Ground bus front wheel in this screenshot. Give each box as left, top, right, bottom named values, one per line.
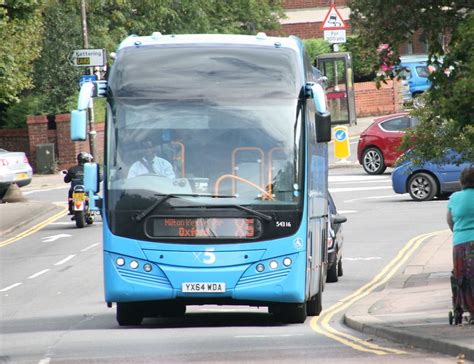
left=117, top=302, right=143, bottom=326
left=279, top=302, right=307, bottom=323
left=306, top=293, right=322, bottom=316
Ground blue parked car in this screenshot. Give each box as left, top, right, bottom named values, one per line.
left=398, top=55, right=434, bottom=103
left=392, top=152, right=472, bottom=201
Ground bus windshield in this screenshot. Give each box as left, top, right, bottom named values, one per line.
left=107, top=99, right=303, bottom=205
left=106, top=45, right=305, bottom=220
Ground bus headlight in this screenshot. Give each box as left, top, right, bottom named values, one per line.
left=143, top=263, right=152, bottom=272
left=256, top=264, right=265, bottom=272
left=269, top=260, right=278, bottom=269
left=130, top=260, right=139, bottom=269
left=283, top=257, right=292, bottom=267
left=116, top=257, right=125, bottom=266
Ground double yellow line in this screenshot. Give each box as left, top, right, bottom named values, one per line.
left=0, top=205, right=68, bottom=248
left=311, top=230, right=446, bottom=355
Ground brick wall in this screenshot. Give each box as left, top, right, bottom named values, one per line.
left=0, top=129, right=30, bottom=160
left=54, top=114, right=105, bottom=170
left=355, top=80, right=403, bottom=117
left=26, top=115, right=50, bottom=171
left=24, top=114, right=104, bottom=172
left=271, top=23, right=324, bottom=38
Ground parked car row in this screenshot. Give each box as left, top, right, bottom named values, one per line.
left=356, top=113, right=471, bottom=201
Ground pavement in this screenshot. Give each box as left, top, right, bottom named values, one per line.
left=1, top=115, right=473, bottom=361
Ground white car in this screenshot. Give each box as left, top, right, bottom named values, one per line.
left=0, top=148, right=33, bottom=198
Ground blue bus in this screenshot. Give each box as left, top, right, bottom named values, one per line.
left=71, top=33, right=332, bottom=325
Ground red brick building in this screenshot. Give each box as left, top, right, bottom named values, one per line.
left=277, top=0, right=428, bottom=55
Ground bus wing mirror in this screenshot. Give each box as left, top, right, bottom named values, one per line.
left=306, top=82, right=332, bottom=143
left=84, top=162, right=100, bottom=194
left=70, top=110, right=87, bottom=141
left=315, top=112, right=331, bottom=143
left=70, top=81, right=95, bottom=141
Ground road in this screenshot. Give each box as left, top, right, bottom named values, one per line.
left=0, top=167, right=455, bottom=363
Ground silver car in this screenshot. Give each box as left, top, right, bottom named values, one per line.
left=0, top=148, right=33, bottom=197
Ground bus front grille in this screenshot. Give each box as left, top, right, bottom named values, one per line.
left=236, top=269, right=290, bottom=288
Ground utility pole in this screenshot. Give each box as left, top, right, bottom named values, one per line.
left=80, top=0, right=97, bottom=160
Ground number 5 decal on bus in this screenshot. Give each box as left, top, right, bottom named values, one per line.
left=203, top=248, right=216, bottom=264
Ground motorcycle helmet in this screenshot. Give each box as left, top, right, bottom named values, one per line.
left=77, top=152, right=93, bottom=164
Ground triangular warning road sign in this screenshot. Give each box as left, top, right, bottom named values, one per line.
left=320, top=4, right=347, bottom=30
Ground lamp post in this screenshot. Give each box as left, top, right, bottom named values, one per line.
left=80, top=0, right=97, bottom=160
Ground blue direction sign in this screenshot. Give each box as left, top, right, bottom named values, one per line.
left=335, top=129, right=347, bottom=141
left=79, top=74, right=97, bottom=87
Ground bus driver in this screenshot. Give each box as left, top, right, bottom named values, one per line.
left=127, top=138, right=176, bottom=179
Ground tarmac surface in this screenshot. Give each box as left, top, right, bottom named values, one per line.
left=1, top=115, right=473, bottom=361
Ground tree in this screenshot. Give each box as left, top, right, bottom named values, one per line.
left=2, top=0, right=284, bottom=127
left=32, top=0, right=83, bottom=116
left=0, top=1, right=43, bottom=120
left=350, top=0, right=474, bottom=163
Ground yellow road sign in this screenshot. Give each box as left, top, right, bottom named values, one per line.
left=333, top=126, right=350, bottom=159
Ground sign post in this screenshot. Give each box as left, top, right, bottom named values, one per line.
left=70, top=49, right=106, bottom=67
left=69, top=48, right=106, bottom=162
left=320, top=4, right=347, bottom=44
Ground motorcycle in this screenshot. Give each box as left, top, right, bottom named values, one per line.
left=71, top=184, right=95, bottom=228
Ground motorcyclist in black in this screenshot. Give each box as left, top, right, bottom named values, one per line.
left=64, top=152, right=93, bottom=215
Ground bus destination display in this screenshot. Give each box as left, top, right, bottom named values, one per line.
left=151, top=217, right=258, bottom=238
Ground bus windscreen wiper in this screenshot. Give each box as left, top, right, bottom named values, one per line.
left=203, top=204, right=273, bottom=222
left=132, top=193, right=235, bottom=222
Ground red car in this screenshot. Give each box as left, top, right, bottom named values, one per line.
left=357, top=113, right=419, bottom=175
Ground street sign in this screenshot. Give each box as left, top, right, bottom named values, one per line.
left=79, top=74, right=97, bottom=87
left=320, top=4, right=347, bottom=30
left=324, top=29, right=346, bottom=44
left=71, top=48, right=106, bottom=67
left=333, top=126, right=350, bottom=159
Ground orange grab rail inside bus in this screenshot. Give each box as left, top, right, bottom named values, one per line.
left=214, top=174, right=274, bottom=200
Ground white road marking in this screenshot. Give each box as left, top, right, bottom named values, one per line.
left=329, top=186, right=392, bottom=193
left=38, top=357, right=51, bottom=364
left=81, top=243, right=99, bottom=252
left=331, top=179, right=391, bottom=185
left=338, top=210, right=357, bottom=214
left=0, top=282, right=22, bottom=292
left=41, top=234, right=72, bottom=242
left=235, top=334, right=305, bottom=338
left=329, top=175, right=389, bottom=182
left=344, top=194, right=396, bottom=203
left=343, top=257, right=382, bottom=261
left=54, top=254, right=76, bottom=266
left=23, top=186, right=67, bottom=195
left=28, top=269, right=50, bottom=279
